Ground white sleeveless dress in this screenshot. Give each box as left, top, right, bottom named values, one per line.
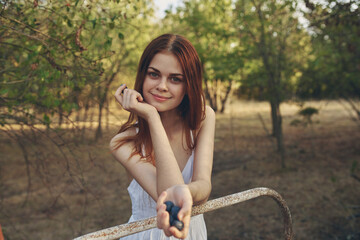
left=120, top=150, right=207, bottom=240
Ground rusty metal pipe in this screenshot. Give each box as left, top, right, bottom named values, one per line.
left=74, top=187, right=293, bottom=240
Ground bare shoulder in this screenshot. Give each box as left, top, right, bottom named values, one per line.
left=109, top=127, right=136, bottom=148
left=197, top=105, right=215, bottom=135
left=109, top=127, right=137, bottom=163
left=201, top=105, right=215, bottom=127
left=205, top=105, right=215, bottom=120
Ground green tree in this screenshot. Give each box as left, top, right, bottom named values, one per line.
left=234, top=0, right=311, bottom=167
left=0, top=1, right=156, bottom=238
left=162, top=0, right=241, bottom=113
left=0, top=0, right=155, bottom=139
left=92, top=0, right=155, bottom=140
left=1, top=0, right=101, bottom=128
left=299, top=0, right=360, bottom=120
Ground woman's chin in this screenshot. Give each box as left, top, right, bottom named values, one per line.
left=155, top=106, right=179, bottom=114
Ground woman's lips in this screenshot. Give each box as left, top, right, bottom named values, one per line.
left=152, top=93, right=170, bottom=101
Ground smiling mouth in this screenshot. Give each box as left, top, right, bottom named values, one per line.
left=152, top=93, right=170, bottom=101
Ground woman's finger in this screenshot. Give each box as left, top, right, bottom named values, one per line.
left=129, top=90, right=141, bottom=106
left=157, top=191, right=167, bottom=211
left=156, top=205, right=167, bottom=228
left=123, top=88, right=130, bottom=107
left=121, top=86, right=128, bottom=94
left=157, top=191, right=175, bottom=236
left=114, top=84, right=127, bottom=104
left=178, top=199, right=192, bottom=221
left=115, top=84, right=127, bottom=95
left=169, top=210, right=190, bottom=239
left=156, top=192, right=168, bottom=229
left=157, top=206, right=172, bottom=236
left=169, top=225, right=188, bottom=239
left=136, top=92, right=144, bottom=102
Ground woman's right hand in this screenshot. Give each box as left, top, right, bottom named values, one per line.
left=115, top=84, right=158, bottom=120
left=156, top=185, right=193, bottom=239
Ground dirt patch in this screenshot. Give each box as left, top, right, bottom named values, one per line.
left=1, top=100, right=359, bottom=239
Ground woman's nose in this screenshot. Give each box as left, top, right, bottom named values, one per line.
left=156, top=77, right=168, bottom=91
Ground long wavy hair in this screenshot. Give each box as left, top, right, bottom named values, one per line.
left=113, top=34, right=205, bottom=165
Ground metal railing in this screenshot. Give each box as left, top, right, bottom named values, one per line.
left=74, top=187, right=293, bottom=240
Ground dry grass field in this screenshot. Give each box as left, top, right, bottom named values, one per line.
left=0, top=100, right=359, bottom=240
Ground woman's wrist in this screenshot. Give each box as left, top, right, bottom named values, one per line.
left=144, top=108, right=160, bottom=122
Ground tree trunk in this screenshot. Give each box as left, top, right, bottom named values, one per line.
left=270, top=100, right=285, bottom=168
left=95, top=101, right=103, bottom=141
left=204, top=78, right=217, bottom=112
left=95, top=71, right=117, bottom=141
left=106, top=100, right=109, bottom=131
left=58, top=109, right=63, bottom=127
left=220, top=81, right=233, bottom=113
left=204, top=78, right=234, bottom=113
left=343, top=97, right=360, bottom=120
left=81, top=101, right=90, bottom=141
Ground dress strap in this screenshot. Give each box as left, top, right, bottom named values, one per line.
left=135, top=127, right=146, bottom=156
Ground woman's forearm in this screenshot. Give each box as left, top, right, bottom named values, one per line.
left=187, top=179, right=212, bottom=205
left=146, top=112, right=185, bottom=196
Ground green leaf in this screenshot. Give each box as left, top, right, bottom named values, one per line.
left=43, top=114, right=51, bottom=125
left=41, top=70, right=49, bottom=79
left=104, top=37, right=113, bottom=50
left=67, top=19, right=73, bottom=27
left=0, top=88, right=9, bottom=95
left=91, top=19, right=97, bottom=29
left=54, top=99, right=61, bottom=107
left=118, top=32, right=124, bottom=39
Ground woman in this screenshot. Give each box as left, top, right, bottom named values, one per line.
left=110, top=34, right=215, bottom=239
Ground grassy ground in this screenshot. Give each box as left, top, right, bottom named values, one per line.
left=0, top=100, right=359, bottom=239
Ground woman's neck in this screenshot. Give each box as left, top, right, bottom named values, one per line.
left=159, top=109, right=183, bottom=131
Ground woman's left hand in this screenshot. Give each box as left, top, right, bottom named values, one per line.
left=114, top=84, right=158, bottom=121
left=156, top=185, right=193, bottom=239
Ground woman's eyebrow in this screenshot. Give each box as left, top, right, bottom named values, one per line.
left=148, top=67, right=160, bottom=73
left=169, top=73, right=184, bottom=77
left=148, top=67, right=183, bottom=76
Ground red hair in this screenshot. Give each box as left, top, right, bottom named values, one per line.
left=113, top=34, right=205, bottom=165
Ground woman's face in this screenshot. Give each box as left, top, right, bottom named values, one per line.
left=142, top=51, right=186, bottom=113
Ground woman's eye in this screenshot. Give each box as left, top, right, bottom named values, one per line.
left=170, top=77, right=183, bottom=83
left=148, top=72, right=159, bottom=78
